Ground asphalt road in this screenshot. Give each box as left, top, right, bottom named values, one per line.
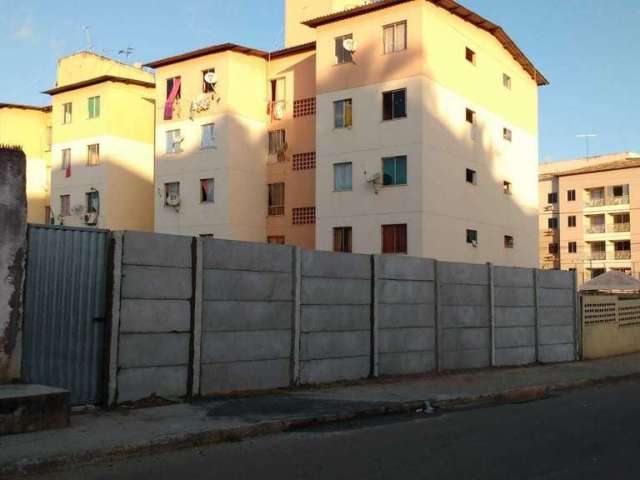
left=24, top=379, right=640, bottom=480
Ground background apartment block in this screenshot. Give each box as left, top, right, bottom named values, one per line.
left=0, top=104, right=51, bottom=223
left=44, top=52, right=155, bottom=231
left=303, top=0, right=546, bottom=265
left=539, top=152, right=640, bottom=283
left=148, top=43, right=317, bottom=248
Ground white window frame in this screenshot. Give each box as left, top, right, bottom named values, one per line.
left=63, top=102, right=72, bottom=124
left=333, top=162, right=353, bottom=192
left=201, top=123, right=216, bottom=150
left=334, top=99, right=353, bottom=129
left=88, top=96, right=100, bottom=119
left=200, top=178, right=215, bottom=203
left=383, top=21, right=407, bottom=54
left=87, top=144, right=100, bottom=166
left=166, top=129, right=183, bottom=154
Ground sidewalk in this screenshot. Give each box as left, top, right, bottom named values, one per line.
left=3, top=353, right=640, bottom=477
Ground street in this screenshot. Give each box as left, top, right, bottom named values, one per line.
left=20, top=379, right=640, bottom=480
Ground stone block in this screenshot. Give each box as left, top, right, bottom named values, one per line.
left=0, top=385, right=69, bottom=435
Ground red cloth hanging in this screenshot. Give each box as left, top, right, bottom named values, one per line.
left=164, top=78, right=182, bottom=120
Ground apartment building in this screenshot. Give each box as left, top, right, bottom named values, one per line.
left=302, top=0, right=546, bottom=264
left=0, top=103, right=52, bottom=223
left=147, top=43, right=317, bottom=248
left=539, top=152, right=640, bottom=282
left=43, top=51, right=155, bottom=231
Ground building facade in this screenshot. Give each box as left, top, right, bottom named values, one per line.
left=0, top=104, right=52, bottom=223
left=44, top=52, right=155, bottom=231
left=539, top=153, right=640, bottom=283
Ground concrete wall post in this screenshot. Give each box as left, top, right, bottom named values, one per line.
left=107, top=232, right=123, bottom=406
left=488, top=262, right=495, bottom=367
left=371, top=255, right=380, bottom=378
left=533, top=268, right=541, bottom=363
left=189, top=236, right=203, bottom=397
left=291, top=246, right=302, bottom=385
left=573, top=270, right=581, bottom=360
left=434, top=260, right=442, bottom=372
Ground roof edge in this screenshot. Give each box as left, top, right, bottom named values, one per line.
left=42, top=75, right=155, bottom=95
left=0, top=103, right=52, bottom=112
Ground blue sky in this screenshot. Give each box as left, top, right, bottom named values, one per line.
left=1, top=0, right=638, bottom=162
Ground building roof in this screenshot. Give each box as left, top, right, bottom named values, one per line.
left=301, top=0, right=548, bottom=86
left=0, top=103, right=51, bottom=112
left=42, top=75, right=155, bottom=95
left=539, top=157, right=640, bottom=180
left=579, top=271, right=640, bottom=292
left=144, top=42, right=317, bottom=68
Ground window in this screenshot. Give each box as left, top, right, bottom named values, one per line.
left=504, top=235, right=514, bottom=249
left=166, top=129, right=182, bottom=154
left=88, top=96, right=100, bottom=118
left=613, top=185, right=624, bottom=197
left=568, top=215, right=576, bottom=227
left=201, top=123, right=216, bottom=149
left=466, top=229, right=478, bottom=245
left=268, top=130, right=286, bottom=155
left=502, top=73, right=512, bottom=89
left=333, top=227, right=353, bottom=253
left=61, top=148, right=71, bottom=170
left=86, top=191, right=99, bottom=213
left=202, top=68, right=216, bottom=93
left=504, top=181, right=512, bottom=195
left=382, top=156, right=407, bottom=186
left=200, top=178, right=214, bottom=203
left=465, top=47, right=476, bottom=64
left=382, top=224, right=407, bottom=254
left=267, top=236, right=285, bottom=245
left=382, top=89, right=407, bottom=121
left=164, top=182, right=180, bottom=206
left=383, top=21, right=407, bottom=54
left=548, top=218, right=558, bottom=229
left=335, top=34, right=353, bottom=64
left=334, top=99, right=353, bottom=128
left=270, top=77, right=286, bottom=103
left=569, top=242, right=577, bottom=254
left=268, top=183, right=285, bottom=216
left=45, top=126, right=52, bottom=151
left=549, top=243, right=559, bottom=255
left=465, top=108, right=475, bottom=124
left=334, top=162, right=352, bottom=191
left=87, top=144, right=100, bottom=166
left=60, top=195, right=70, bottom=217
left=503, top=127, right=513, bottom=142
left=567, top=189, right=576, bottom=201
left=548, top=192, right=558, bottom=204
left=63, top=102, right=72, bottom=124
left=166, top=76, right=181, bottom=100
left=466, top=168, right=476, bottom=184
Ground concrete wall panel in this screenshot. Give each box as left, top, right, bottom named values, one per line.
left=441, top=349, right=489, bottom=370
left=495, top=347, right=536, bottom=366
left=494, top=307, right=535, bottom=327
left=377, top=255, right=434, bottom=281
left=539, top=288, right=574, bottom=307
left=301, top=305, right=370, bottom=332
left=123, top=232, right=192, bottom=268
left=301, top=277, right=371, bottom=305
left=202, top=301, right=292, bottom=332
left=379, top=279, right=434, bottom=304
left=379, top=351, right=435, bottom=376
left=442, top=328, right=490, bottom=351
left=439, top=262, right=488, bottom=285
left=494, top=267, right=533, bottom=288
left=200, top=359, right=290, bottom=394
left=203, top=270, right=292, bottom=301
left=379, top=328, right=434, bottom=353
left=300, top=357, right=370, bottom=384
left=378, top=304, right=435, bottom=328
left=440, top=284, right=489, bottom=306
left=201, top=331, right=291, bottom=363
left=120, top=299, right=191, bottom=333
left=121, top=265, right=192, bottom=300
left=118, top=333, right=190, bottom=368
left=495, top=327, right=535, bottom=348
left=302, top=250, right=371, bottom=279
left=301, top=331, right=370, bottom=360
left=117, top=366, right=188, bottom=403
left=203, top=239, right=292, bottom=272
left=440, top=306, right=490, bottom=328
left=495, top=287, right=535, bottom=307
left=539, top=344, right=575, bottom=363
left=538, top=270, right=574, bottom=289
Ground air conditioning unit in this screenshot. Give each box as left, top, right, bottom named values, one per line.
left=83, top=212, right=98, bottom=225
left=166, top=192, right=181, bottom=207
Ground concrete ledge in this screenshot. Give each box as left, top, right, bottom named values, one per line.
left=0, top=385, right=69, bottom=435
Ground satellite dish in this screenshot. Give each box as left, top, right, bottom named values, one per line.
left=204, top=72, right=218, bottom=85
left=166, top=192, right=181, bottom=207
left=273, top=102, right=286, bottom=120
left=343, top=38, right=357, bottom=53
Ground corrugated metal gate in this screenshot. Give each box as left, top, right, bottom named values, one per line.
left=22, top=225, right=110, bottom=405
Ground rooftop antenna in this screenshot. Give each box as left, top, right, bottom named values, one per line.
left=576, top=133, right=597, bottom=160
left=82, top=25, right=93, bottom=51
left=118, top=46, right=134, bottom=60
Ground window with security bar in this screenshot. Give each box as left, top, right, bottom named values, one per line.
left=268, top=183, right=285, bottom=216
left=87, top=144, right=100, bottom=166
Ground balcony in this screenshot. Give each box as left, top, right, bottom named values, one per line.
left=586, top=225, right=605, bottom=234
left=609, top=223, right=631, bottom=233
left=585, top=195, right=630, bottom=208
left=615, top=250, right=632, bottom=260
left=590, top=251, right=606, bottom=260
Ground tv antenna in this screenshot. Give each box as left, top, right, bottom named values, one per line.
left=82, top=25, right=93, bottom=51
left=576, top=133, right=597, bottom=160
left=118, top=46, right=134, bottom=60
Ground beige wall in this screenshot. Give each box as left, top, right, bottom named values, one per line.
left=56, top=51, right=152, bottom=87
left=314, top=1, right=540, bottom=266
left=285, top=0, right=360, bottom=47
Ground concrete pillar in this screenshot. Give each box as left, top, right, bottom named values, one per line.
left=190, top=237, right=204, bottom=397
left=370, top=255, right=380, bottom=378
left=434, top=260, right=442, bottom=372
left=107, top=232, right=123, bottom=406
left=488, top=263, right=495, bottom=367
left=0, top=147, right=27, bottom=382
left=291, top=246, right=302, bottom=385
left=533, top=268, right=541, bottom=363
left=573, top=270, right=581, bottom=360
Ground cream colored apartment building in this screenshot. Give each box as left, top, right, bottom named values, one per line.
left=44, top=52, right=155, bottom=231
left=539, top=152, right=640, bottom=283
left=147, top=0, right=546, bottom=267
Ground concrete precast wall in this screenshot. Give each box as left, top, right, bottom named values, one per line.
left=200, top=239, right=295, bottom=394
left=299, top=250, right=372, bottom=384
left=0, top=148, right=27, bottom=382
left=107, top=233, right=578, bottom=404
left=115, top=232, right=192, bottom=403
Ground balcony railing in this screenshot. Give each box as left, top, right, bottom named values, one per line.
left=586, top=225, right=605, bottom=234
left=590, top=251, right=607, bottom=260
left=615, top=251, right=632, bottom=260
left=610, top=223, right=631, bottom=233
left=585, top=196, right=630, bottom=207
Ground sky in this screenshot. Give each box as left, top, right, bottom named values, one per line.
left=0, top=0, right=638, bottom=163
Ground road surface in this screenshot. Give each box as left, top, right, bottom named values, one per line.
left=22, top=379, right=640, bottom=479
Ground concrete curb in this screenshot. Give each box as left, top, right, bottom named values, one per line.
left=4, top=372, right=640, bottom=478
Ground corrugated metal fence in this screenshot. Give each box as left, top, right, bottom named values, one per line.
left=22, top=225, right=110, bottom=405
